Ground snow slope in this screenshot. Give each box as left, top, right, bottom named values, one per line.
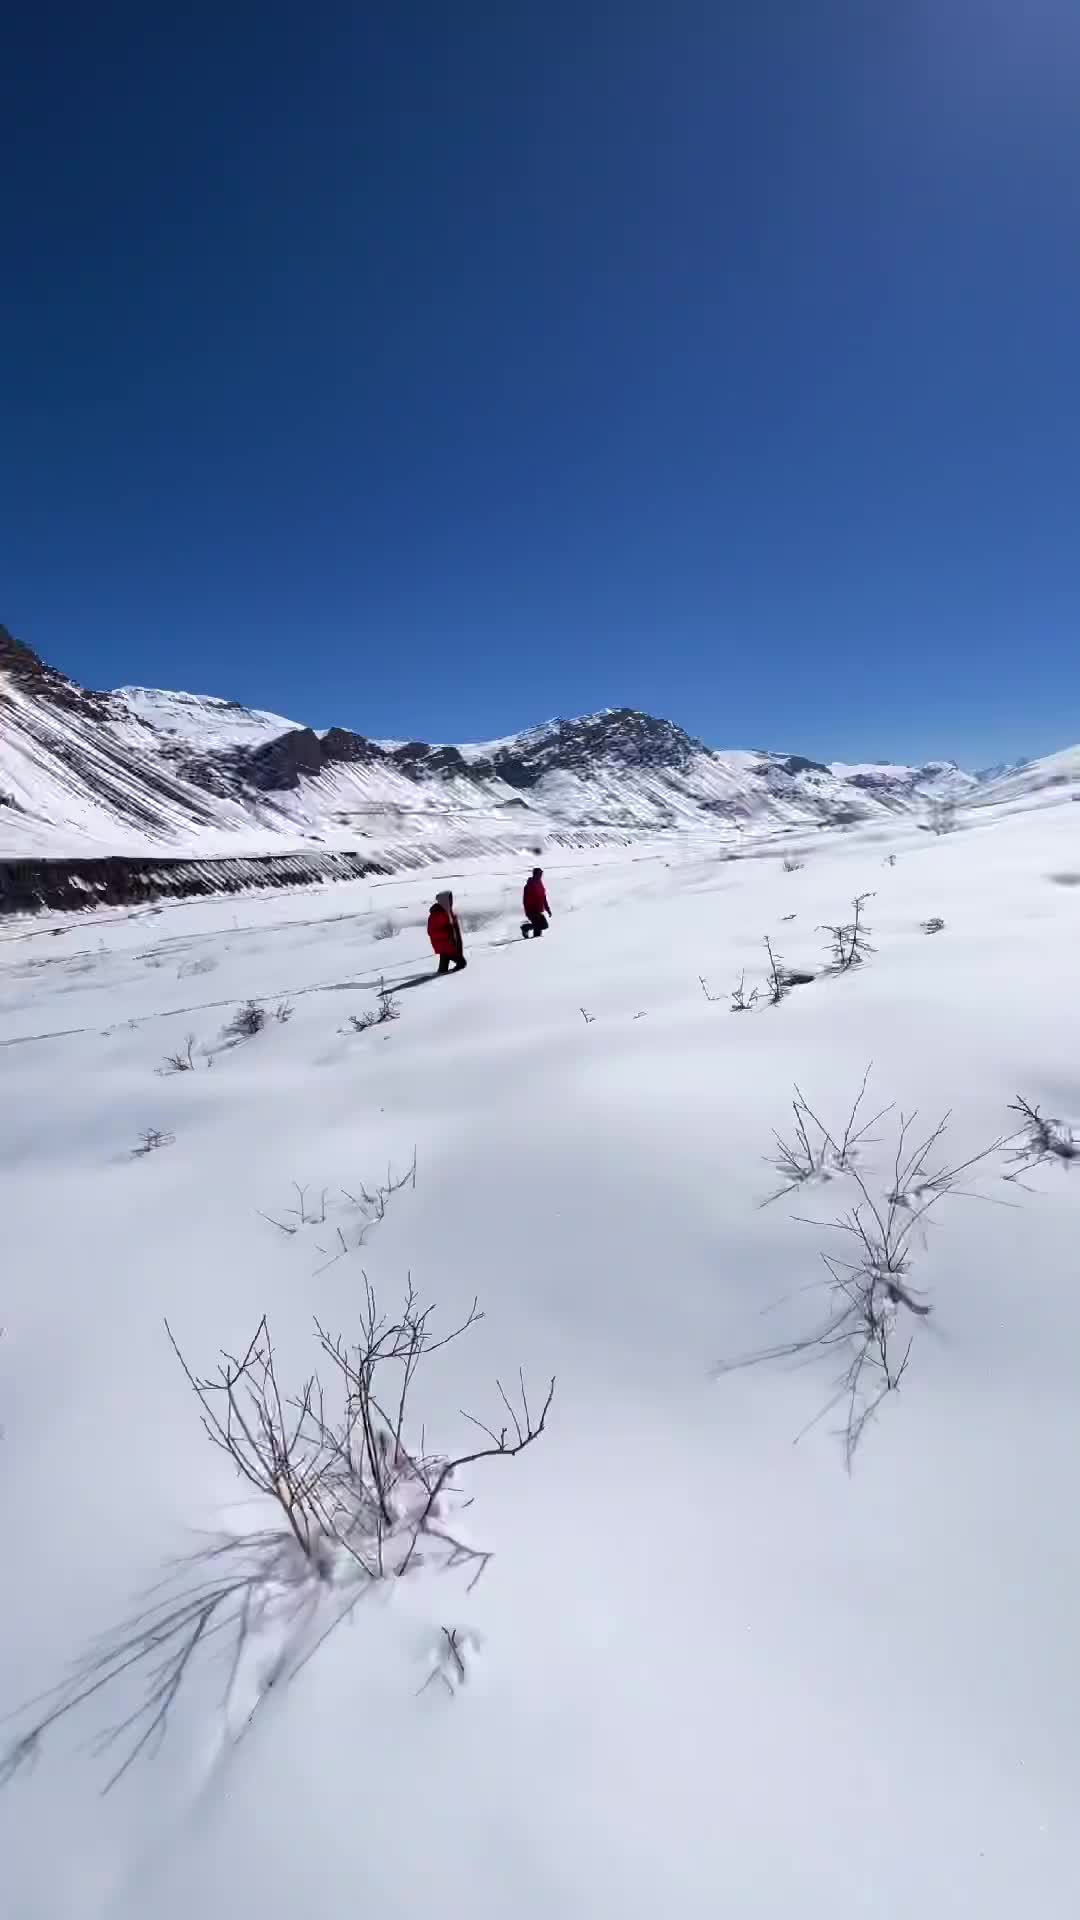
left=115, top=687, right=304, bottom=751
left=1, top=803, right=1078, bottom=1916
left=9, top=625, right=1077, bottom=874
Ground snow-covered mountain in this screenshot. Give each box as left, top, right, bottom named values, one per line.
left=1, top=623, right=1076, bottom=870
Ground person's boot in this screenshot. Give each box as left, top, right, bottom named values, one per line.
left=521, top=922, right=531, bottom=939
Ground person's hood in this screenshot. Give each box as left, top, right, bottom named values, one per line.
left=435, top=891, right=453, bottom=911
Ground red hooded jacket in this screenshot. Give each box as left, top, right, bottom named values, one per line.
left=427, top=901, right=462, bottom=958
left=523, top=874, right=549, bottom=917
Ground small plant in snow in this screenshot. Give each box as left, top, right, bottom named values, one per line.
left=782, top=855, right=805, bottom=873
left=721, top=1075, right=1011, bottom=1467
left=699, top=975, right=722, bottom=1003
left=131, top=1127, right=175, bottom=1158
left=730, top=973, right=759, bottom=1013
left=883, top=853, right=898, bottom=867
left=344, top=983, right=399, bottom=1035
left=580, top=1007, right=596, bottom=1025
left=259, top=1183, right=330, bottom=1235
left=760, top=1068, right=890, bottom=1207
left=763, top=936, right=787, bottom=1005
left=1006, top=1096, right=1079, bottom=1178
left=273, top=1000, right=294, bottom=1024
left=0, top=1290, right=553, bottom=1789
left=920, top=917, right=946, bottom=935
left=223, top=1000, right=266, bottom=1041
left=376, top=983, right=399, bottom=1024
left=158, top=1035, right=197, bottom=1074
left=372, top=917, right=398, bottom=942
left=819, top=893, right=875, bottom=972
left=316, top=1151, right=419, bottom=1270
left=419, top=1624, right=483, bottom=1698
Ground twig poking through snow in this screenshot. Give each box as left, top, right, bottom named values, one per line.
left=722, top=1073, right=1012, bottom=1466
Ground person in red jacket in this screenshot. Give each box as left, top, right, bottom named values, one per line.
left=427, top=890, right=467, bottom=973
left=521, top=867, right=551, bottom=939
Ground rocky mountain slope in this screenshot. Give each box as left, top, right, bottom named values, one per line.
left=1, top=624, right=1075, bottom=873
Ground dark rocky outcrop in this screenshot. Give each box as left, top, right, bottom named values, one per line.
left=0, top=849, right=388, bottom=916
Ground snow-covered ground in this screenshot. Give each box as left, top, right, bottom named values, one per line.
left=2, top=804, right=1079, bottom=1917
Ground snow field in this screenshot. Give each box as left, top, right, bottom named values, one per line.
left=1, top=805, right=1079, bottom=1916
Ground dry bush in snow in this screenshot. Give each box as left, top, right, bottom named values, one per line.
left=158, top=1035, right=197, bottom=1075
left=131, top=1127, right=175, bottom=1158
left=259, top=1183, right=330, bottom=1235
left=316, top=1151, right=418, bottom=1271
left=762, top=936, right=788, bottom=1005
left=1006, top=1096, right=1079, bottom=1179
left=1, top=1287, right=553, bottom=1790
left=730, top=973, right=759, bottom=1013
left=719, top=1072, right=1012, bottom=1467
left=223, top=1000, right=266, bottom=1041
left=782, top=855, right=805, bottom=873
left=345, top=982, right=400, bottom=1035
left=819, top=892, right=875, bottom=972
left=372, top=917, right=398, bottom=941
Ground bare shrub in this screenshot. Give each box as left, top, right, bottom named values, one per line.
left=372, top=918, right=398, bottom=942
left=730, top=973, right=759, bottom=1014
left=1006, top=1096, right=1079, bottom=1178
left=259, top=1184, right=330, bottom=1236
left=344, top=983, right=399, bottom=1036
left=760, top=1068, right=890, bottom=1208
left=720, top=1075, right=1010, bottom=1466
left=131, top=1127, right=175, bottom=1158
left=317, top=1152, right=418, bottom=1270
left=883, top=853, right=898, bottom=868
left=223, top=1000, right=265, bottom=1041
left=699, top=975, right=722, bottom=1004
left=580, top=1007, right=596, bottom=1025
left=273, top=1000, right=294, bottom=1024
left=763, top=936, right=787, bottom=1006
left=158, top=1035, right=197, bottom=1075
left=782, top=855, right=805, bottom=874
left=1, top=1294, right=553, bottom=1789
left=819, top=893, right=875, bottom=972
left=921, top=918, right=946, bottom=936
left=419, top=1624, right=482, bottom=1697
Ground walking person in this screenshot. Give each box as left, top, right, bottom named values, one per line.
left=521, top=867, right=551, bottom=939
left=427, top=890, right=467, bottom=974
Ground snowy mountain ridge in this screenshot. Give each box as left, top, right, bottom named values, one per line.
left=2, top=623, right=1078, bottom=867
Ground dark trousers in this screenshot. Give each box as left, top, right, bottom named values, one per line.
left=522, top=913, right=548, bottom=938
left=437, top=953, right=467, bottom=974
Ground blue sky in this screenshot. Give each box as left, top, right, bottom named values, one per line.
left=3, top=3, right=1079, bottom=765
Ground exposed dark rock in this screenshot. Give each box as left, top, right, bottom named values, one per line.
left=0, top=623, right=114, bottom=720
left=245, top=728, right=326, bottom=790
left=321, top=727, right=381, bottom=766
left=0, top=849, right=388, bottom=916
left=390, top=741, right=473, bottom=778
left=781, top=754, right=829, bottom=776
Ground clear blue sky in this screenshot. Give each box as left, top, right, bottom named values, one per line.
left=3, top=3, right=1079, bottom=765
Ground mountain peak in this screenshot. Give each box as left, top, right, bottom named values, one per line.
left=4, top=625, right=1078, bottom=872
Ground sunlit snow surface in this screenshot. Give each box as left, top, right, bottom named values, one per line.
left=1, top=803, right=1079, bottom=1916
